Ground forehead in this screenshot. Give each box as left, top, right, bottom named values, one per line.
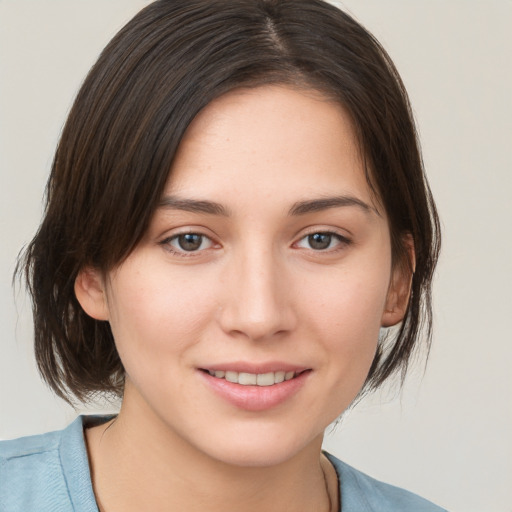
left=165, top=85, right=375, bottom=212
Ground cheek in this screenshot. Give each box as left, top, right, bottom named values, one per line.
left=106, top=265, right=219, bottom=371
left=297, top=252, right=392, bottom=392
left=282, top=263, right=391, bottom=424
left=304, top=266, right=390, bottom=341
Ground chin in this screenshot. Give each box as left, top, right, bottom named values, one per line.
left=192, top=421, right=324, bottom=468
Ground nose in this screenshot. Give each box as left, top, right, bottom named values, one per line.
left=218, top=247, right=297, bottom=342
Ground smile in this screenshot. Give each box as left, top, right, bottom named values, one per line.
left=200, top=367, right=311, bottom=411
left=205, top=370, right=298, bottom=386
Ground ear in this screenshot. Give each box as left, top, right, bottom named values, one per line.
left=74, top=267, right=110, bottom=321
left=381, top=235, right=415, bottom=327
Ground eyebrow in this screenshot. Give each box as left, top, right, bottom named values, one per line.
left=157, top=194, right=376, bottom=217
left=288, top=195, right=376, bottom=216
left=158, top=196, right=230, bottom=216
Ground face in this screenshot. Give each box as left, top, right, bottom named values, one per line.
left=78, top=85, right=409, bottom=467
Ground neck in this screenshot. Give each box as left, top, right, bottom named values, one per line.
left=85, top=389, right=337, bottom=512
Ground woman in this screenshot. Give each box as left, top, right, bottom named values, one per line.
left=1, top=0, right=443, bottom=510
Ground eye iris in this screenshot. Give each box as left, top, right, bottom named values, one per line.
left=178, top=234, right=202, bottom=251
left=308, top=233, right=331, bottom=250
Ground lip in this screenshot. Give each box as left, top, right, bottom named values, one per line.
left=198, top=363, right=311, bottom=412
left=201, top=361, right=308, bottom=374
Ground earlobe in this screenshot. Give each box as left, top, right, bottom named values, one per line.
left=381, top=235, right=415, bottom=328
left=381, top=283, right=409, bottom=327
left=74, top=267, right=110, bottom=321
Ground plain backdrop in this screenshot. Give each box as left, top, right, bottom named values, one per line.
left=1, top=2, right=511, bottom=511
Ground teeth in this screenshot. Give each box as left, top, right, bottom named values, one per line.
left=207, top=370, right=298, bottom=386
left=225, top=371, right=238, bottom=383
left=256, top=372, right=274, bottom=386
left=285, top=371, right=295, bottom=381
left=275, top=371, right=285, bottom=383
left=239, top=372, right=257, bottom=385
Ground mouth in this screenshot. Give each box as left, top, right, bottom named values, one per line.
left=199, top=366, right=311, bottom=411
left=200, top=369, right=308, bottom=387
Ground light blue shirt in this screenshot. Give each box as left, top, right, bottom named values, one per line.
left=0, top=416, right=447, bottom=511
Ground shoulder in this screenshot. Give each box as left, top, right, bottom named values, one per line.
left=324, top=452, right=448, bottom=512
left=0, top=425, right=71, bottom=511
left=0, top=416, right=105, bottom=512
left=0, top=427, right=61, bottom=459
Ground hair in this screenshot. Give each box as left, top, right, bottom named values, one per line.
left=18, top=0, right=440, bottom=404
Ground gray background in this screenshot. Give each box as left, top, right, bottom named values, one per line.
left=1, top=1, right=511, bottom=511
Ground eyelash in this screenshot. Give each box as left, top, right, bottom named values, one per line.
left=160, top=232, right=217, bottom=258
left=159, top=229, right=351, bottom=258
left=294, top=231, right=352, bottom=252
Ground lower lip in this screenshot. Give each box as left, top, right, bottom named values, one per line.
left=200, top=370, right=311, bottom=412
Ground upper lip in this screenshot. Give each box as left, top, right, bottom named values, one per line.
left=199, top=362, right=310, bottom=374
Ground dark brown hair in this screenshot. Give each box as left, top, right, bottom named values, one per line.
left=19, top=0, right=440, bottom=403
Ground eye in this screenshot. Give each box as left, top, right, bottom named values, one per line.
left=165, top=233, right=214, bottom=253
left=295, top=232, right=348, bottom=251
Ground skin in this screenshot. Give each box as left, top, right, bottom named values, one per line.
left=76, top=85, right=411, bottom=512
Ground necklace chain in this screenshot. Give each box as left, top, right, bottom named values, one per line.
left=321, top=455, right=337, bottom=512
